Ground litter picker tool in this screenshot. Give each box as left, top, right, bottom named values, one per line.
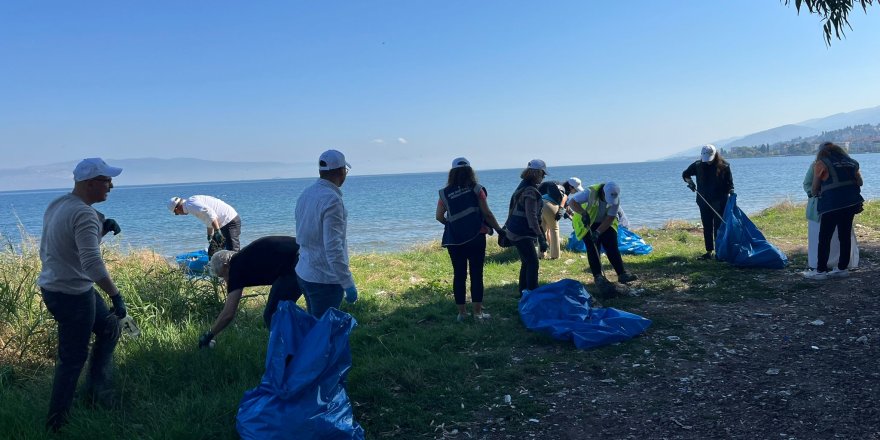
left=695, top=190, right=726, bottom=224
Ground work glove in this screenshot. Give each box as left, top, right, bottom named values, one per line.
left=686, top=180, right=696, bottom=192
left=555, top=211, right=563, bottom=221
left=198, top=330, right=215, bottom=349
left=211, top=230, right=224, bottom=243
left=538, top=236, right=549, bottom=253
left=589, top=229, right=602, bottom=243
left=344, top=286, right=358, bottom=304
left=486, top=227, right=494, bottom=236
left=110, top=294, right=127, bottom=319
left=102, top=218, right=121, bottom=236
left=563, top=211, right=571, bottom=220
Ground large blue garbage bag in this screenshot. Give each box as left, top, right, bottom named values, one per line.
left=565, top=226, right=653, bottom=255
left=236, top=302, right=364, bottom=440
left=175, top=249, right=209, bottom=273
left=519, top=279, right=652, bottom=350
left=715, top=194, right=788, bottom=269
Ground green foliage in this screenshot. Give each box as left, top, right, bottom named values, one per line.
left=784, top=0, right=875, bottom=45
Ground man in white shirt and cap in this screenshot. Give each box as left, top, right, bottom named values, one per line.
left=39, top=158, right=129, bottom=432
left=167, top=195, right=241, bottom=255
left=294, top=149, right=358, bottom=317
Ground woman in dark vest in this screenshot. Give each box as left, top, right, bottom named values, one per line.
left=808, top=142, right=864, bottom=280
left=436, top=157, right=504, bottom=321
left=682, top=144, right=734, bottom=259
left=503, top=159, right=549, bottom=294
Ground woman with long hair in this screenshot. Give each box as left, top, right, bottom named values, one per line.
left=806, top=142, right=864, bottom=279
left=436, top=157, right=504, bottom=321
left=802, top=160, right=858, bottom=277
left=682, top=144, right=734, bottom=259
left=502, top=159, right=548, bottom=294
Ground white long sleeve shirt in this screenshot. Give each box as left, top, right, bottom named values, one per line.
left=294, top=179, right=355, bottom=289
left=38, top=193, right=110, bottom=294
left=182, top=195, right=238, bottom=228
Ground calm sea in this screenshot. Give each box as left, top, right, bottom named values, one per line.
left=1, top=155, right=877, bottom=256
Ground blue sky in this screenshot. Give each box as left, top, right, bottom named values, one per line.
left=2, top=1, right=879, bottom=175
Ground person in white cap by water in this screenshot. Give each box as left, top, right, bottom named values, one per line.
left=167, top=195, right=241, bottom=256
left=503, top=159, right=549, bottom=294
left=294, top=149, right=358, bottom=317
left=567, top=181, right=638, bottom=296
left=682, top=144, right=734, bottom=260
left=38, top=158, right=129, bottom=432
left=436, top=157, right=505, bottom=322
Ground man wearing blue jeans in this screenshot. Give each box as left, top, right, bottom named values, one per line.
left=38, top=158, right=129, bottom=432
left=294, top=149, right=358, bottom=317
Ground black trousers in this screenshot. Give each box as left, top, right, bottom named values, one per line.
left=514, top=237, right=539, bottom=293
left=263, top=271, right=302, bottom=327
left=582, top=224, right=625, bottom=277
left=221, top=216, right=242, bottom=251
left=817, top=205, right=859, bottom=272
left=41, top=288, right=120, bottom=431
left=697, top=197, right=727, bottom=252
left=446, top=234, right=487, bottom=305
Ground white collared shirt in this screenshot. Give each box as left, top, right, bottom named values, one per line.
left=182, top=195, right=238, bottom=228
left=294, top=179, right=355, bottom=289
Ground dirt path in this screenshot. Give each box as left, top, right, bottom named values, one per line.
left=474, top=236, right=880, bottom=439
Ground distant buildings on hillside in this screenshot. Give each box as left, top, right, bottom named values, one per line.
left=723, top=123, right=880, bottom=158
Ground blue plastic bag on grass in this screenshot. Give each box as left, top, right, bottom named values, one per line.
left=519, top=279, right=652, bottom=350
left=566, top=227, right=653, bottom=255
left=236, top=301, right=364, bottom=440
left=715, top=194, right=788, bottom=269
left=174, top=249, right=209, bottom=274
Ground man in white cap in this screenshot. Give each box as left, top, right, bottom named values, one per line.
left=294, top=149, right=358, bottom=317
left=567, top=181, right=638, bottom=296
left=38, top=158, right=129, bottom=431
left=167, top=195, right=241, bottom=255
left=682, top=144, right=734, bottom=259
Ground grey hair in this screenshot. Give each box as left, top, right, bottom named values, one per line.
left=209, top=250, right=236, bottom=276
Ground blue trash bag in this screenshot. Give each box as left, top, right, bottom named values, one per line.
left=567, top=227, right=653, bottom=255
left=175, top=249, right=209, bottom=274
left=236, top=302, right=365, bottom=440
left=519, top=279, right=652, bottom=350
left=715, top=194, right=788, bottom=269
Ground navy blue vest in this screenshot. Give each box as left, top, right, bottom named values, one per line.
left=504, top=180, right=541, bottom=237
left=817, top=153, right=863, bottom=214
left=439, top=184, right=484, bottom=246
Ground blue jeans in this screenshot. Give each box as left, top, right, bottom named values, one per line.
left=41, top=287, right=120, bottom=431
left=296, top=276, right=344, bottom=318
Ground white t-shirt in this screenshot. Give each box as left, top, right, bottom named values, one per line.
left=182, top=195, right=239, bottom=228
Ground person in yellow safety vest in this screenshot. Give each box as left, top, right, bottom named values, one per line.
left=567, top=181, right=637, bottom=296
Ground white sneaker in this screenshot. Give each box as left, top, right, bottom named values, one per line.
left=475, top=312, right=491, bottom=320
left=456, top=313, right=467, bottom=322
left=802, top=270, right=828, bottom=280
left=829, top=268, right=850, bottom=278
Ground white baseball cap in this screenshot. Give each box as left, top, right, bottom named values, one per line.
left=603, top=181, right=620, bottom=206
left=527, top=159, right=548, bottom=175
left=566, top=177, right=584, bottom=193
left=167, top=196, right=184, bottom=212
left=319, top=149, right=352, bottom=171
left=451, top=157, right=471, bottom=168
left=73, top=158, right=122, bottom=182
left=700, top=144, right=717, bottom=162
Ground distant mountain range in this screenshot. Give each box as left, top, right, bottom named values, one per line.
left=0, top=158, right=314, bottom=192
left=667, top=105, right=880, bottom=159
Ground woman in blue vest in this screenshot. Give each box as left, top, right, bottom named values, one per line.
left=503, top=159, right=549, bottom=295
left=808, top=142, right=864, bottom=280
left=682, top=144, right=734, bottom=260
left=436, top=157, right=505, bottom=321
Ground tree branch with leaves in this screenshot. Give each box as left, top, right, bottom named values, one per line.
left=784, top=0, right=874, bottom=45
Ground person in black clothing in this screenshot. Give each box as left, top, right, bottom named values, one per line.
left=436, top=157, right=505, bottom=321
left=682, top=144, right=734, bottom=259
left=503, top=159, right=549, bottom=294
left=197, top=236, right=301, bottom=348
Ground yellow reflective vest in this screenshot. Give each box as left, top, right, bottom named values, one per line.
left=571, top=183, right=618, bottom=240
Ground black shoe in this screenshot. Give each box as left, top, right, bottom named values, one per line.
left=618, top=272, right=638, bottom=284
left=698, top=251, right=713, bottom=260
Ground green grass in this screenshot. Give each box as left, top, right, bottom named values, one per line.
left=1, top=200, right=877, bottom=439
